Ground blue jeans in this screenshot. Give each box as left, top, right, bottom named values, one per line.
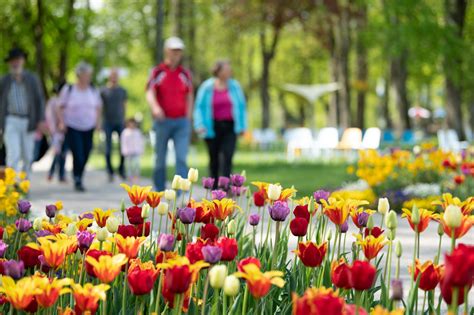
left=103, top=122, right=124, bottom=176
left=153, top=118, right=190, bottom=191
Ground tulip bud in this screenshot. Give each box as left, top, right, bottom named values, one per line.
left=385, top=210, right=398, bottom=230
left=395, top=240, right=402, bottom=258
left=443, top=205, right=462, bottom=228
left=96, top=227, right=108, bottom=242
left=437, top=222, right=444, bottom=236
left=411, top=204, right=420, bottom=225
left=164, top=189, right=176, bottom=201
left=340, top=220, right=349, bottom=233
left=223, top=275, right=240, bottom=296
left=171, top=175, right=182, bottom=190
left=180, top=178, right=191, bottom=191
left=308, top=196, right=315, bottom=214
left=327, top=230, right=332, bottom=241
left=187, top=168, right=199, bottom=183
left=209, top=265, right=228, bottom=289
left=378, top=198, right=390, bottom=215
left=388, top=229, right=396, bottom=241
left=65, top=223, right=77, bottom=236
left=267, top=184, right=282, bottom=201
left=391, top=279, right=403, bottom=301
left=157, top=202, right=169, bottom=216
left=227, top=219, right=236, bottom=235
left=120, top=199, right=125, bottom=213
left=106, top=217, right=119, bottom=234
left=366, top=215, right=374, bottom=230
left=141, top=204, right=150, bottom=219
left=33, top=217, right=43, bottom=231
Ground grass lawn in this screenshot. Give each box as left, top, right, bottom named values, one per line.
left=90, top=143, right=353, bottom=197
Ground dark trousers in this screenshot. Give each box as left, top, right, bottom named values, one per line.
left=205, top=121, right=237, bottom=188
left=66, top=127, right=94, bottom=185
left=48, top=141, right=67, bottom=180
left=104, top=122, right=124, bottom=176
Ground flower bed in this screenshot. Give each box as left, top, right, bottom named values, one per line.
left=0, top=168, right=473, bottom=314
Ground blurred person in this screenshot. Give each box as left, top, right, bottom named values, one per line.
left=58, top=62, right=102, bottom=192
left=146, top=36, right=193, bottom=191
left=45, top=81, right=67, bottom=182
left=194, top=60, right=247, bottom=187
left=120, top=118, right=144, bottom=184
left=101, top=68, right=127, bottom=182
left=0, top=47, right=45, bottom=175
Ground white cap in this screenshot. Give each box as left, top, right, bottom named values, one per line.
left=164, top=37, right=185, bottom=50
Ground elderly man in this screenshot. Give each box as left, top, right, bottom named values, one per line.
left=101, top=68, right=127, bottom=182
left=146, top=37, right=194, bottom=191
left=0, top=48, right=45, bottom=175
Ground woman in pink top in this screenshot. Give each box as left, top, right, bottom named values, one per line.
left=58, top=62, right=102, bottom=192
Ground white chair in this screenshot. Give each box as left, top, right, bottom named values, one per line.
left=437, top=129, right=468, bottom=153
left=338, top=128, right=363, bottom=150
left=361, top=127, right=381, bottom=150
left=312, top=127, right=339, bottom=158
left=286, top=128, right=313, bottom=161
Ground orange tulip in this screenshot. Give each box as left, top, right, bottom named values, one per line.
left=0, top=276, right=40, bottom=311
left=93, top=208, right=115, bottom=228
left=127, top=258, right=159, bottom=295
left=356, top=234, right=387, bottom=261
left=42, top=221, right=64, bottom=234
left=292, top=287, right=345, bottom=315
left=433, top=193, right=474, bottom=215
left=71, top=282, right=110, bottom=314
left=409, top=260, right=443, bottom=291
left=115, top=234, right=146, bottom=259
left=321, top=198, right=369, bottom=226
left=401, top=207, right=436, bottom=233
left=146, top=191, right=163, bottom=208
left=76, top=218, right=94, bottom=231
left=53, top=234, right=78, bottom=255
left=85, top=253, right=128, bottom=283
left=203, top=198, right=240, bottom=221
left=435, top=213, right=474, bottom=239
left=37, top=237, right=71, bottom=269
left=120, top=183, right=152, bottom=206
left=234, top=263, right=285, bottom=298
left=32, top=276, right=72, bottom=308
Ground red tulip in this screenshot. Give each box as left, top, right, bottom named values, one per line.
left=85, top=249, right=112, bottom=278
left=364, top=227, right=384, bottom=238
left=349, top=260, right=376, bottom=291
left=126, top=206, right=143, bottom=225
left=294, top=242, right=327, bottom=267
left=238, top=257, right=261, bottom=272
left=440, top=275, right=470, bottom=306
left=164, top=264, right=192, bottom=294
left=253, top=190, right=266, bottom=207
left=127, top=259, right=159, bottom=295
left=343, top=304, right=368, bottom=315
left=0, top=227, right=3, bottom=239
left=411, top=260, right=442, bottom=291
left=443, top=243, right=474, bottom=288
left=217, top=237, right=238, bottom=261
left=136, top=222, right=150, bottom=237
left=290, top=218, right=309, bottom=237
left=201, top=223, right=219, bottom=241
left=331, top=259, right=352, bottom=289
left=117, top=224, right=138, bottom=238
left=454, top=175, right=465, bottom=185
left=293, top=204, right=310, bottom=222
left=185, top=239, right=207, bottom=264
left=17, top=245, right=41, bottom=268
left=292, top=287, right=345, bottom=315
left=195, top=204, right=212, bottom=224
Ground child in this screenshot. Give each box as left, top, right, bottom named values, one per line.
left=120, top=118, right=144, bottom=184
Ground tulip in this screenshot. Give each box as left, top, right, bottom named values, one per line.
left=268, top=200, right=290, bottom=221
left=443, top=243, right=474, bottom=288
left=267, top=183, right=282, bottom=200
left=237, top=257, right=262, bottom=272
left=33, top=277, right=72, bottom=308
left=378, top=197, right=390, bottom=215
left=218, top=176, right=230, bottom=189
left=178, top=207, right=196, bottom=224
left=209, top=264, right=228, bottom=288
left=115, top=234, right=146, bottom=259
left=126, top=206, right=144, bottom=225
left=340, top=220, right=349, bottom=233
left=227, top=219, right=237, bottom=235
left=86, top=253, right=128, bottom=283
left=158, top=234, right=175, bottom=252
left=395, top=240, right=402, bottom=257
left=96, top=227, right=109, bottom=242
left=164, top=189, right=176, bottom=201
left=223, top=275, right=240, bottom=296
left=204, top=198, right=239, bottom=221
left=180, top=178, right=192, bottom=191
left=71, top=283, right=110, bottom=315
left=187, top=168, right=199, bottom=182
left=211, top=189, right=227, bottom=200
left=157, top=202, right=169, bottom=215
left=231, top=185, right=246, bottom=197
left=248, top=213, right=260, bottom=226
left=121, top=184, right=152, bottom=205
left=321, top=198, right=369, bottom=227
left=146, top=191, right=162, bottom=208
left=0, top=240, right=8, bottom=257
left=45, top=204, right=57, bottom=218
left=230, top=174, right=246, bottom=187
left=77, top=230, right=96, bottom=252
left=391, top=279, right=404, bottom=301
left=356, top=234, right=387, bottom=261
left=85, top=249, right=112, bottom=277
left=313, top=190, right=330, bottom=204
left=202, top=177, right=215, bottom=189
left=366, top=215, right=374, bottom=230
left=0, top=276, right=39, bottom=311
left=64, top=223, right=77, bottom=236
left=106, top=216, right=119, bottom=233
left=410, top=260, right=442, bottom=291
left=253, top=190, right=266, bottom=207
left=234, top=263, right=285, bottom=298
left=0, top=226, right=3, bottom=239
left=127, top=259, right=159, bottom=295
left=385, top=210, right=398, bottom=230
left=157, top=257, right=209, bottom=294
left=15, top=218, right=32, bottom=232
left=364, top=226, right=384, bottom=238
left=171, top=175, right=182, bottom=190
left=217, top=237, right=238, bottom=261
left=201, top=245, right=223, bottom=264
left=17, top=200, right=31, bottom=214
left=293, top=287, right=345, bottom=315
left=444, top=205, right=462, bottom=228
left=141, top=204, right=150, bottom=219
left=331, top=259, right=352, bottom=289
left=201, top=223, right=219, bottom=241
left=349, top=260, right=376, bottom=290
left=290, top=217, right=309, bottom=237
left=186, top=239, right=207, bottom=263
left=3, top=260, right=25, bottom=279
left=295, top=241, right=327, bottom=267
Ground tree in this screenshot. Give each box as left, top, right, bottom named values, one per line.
left=354, top=1, right=368, bottom=129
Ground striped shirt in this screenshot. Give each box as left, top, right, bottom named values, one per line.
left=7, top=80, right=28, bottom=116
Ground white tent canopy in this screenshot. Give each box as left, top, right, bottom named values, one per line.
left=282, top=82, right=340, bottom=103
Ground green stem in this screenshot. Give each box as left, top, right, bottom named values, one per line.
left=154, top=271, right=163, bottom=314
left=434, top=234, right=442, bottom=264
left=122, top=262, right=129, bottom=315
left=450, top=230, right=456, bottom=253
left=385, top=240, right=393, bottom=293
left=150, top=207, right=156, bottom=245
left=201, top=272, right=210, bottom=315
left=242, top=285, right=249, bottom=315
left=336, top=227, right=342, bottom=258
left=222, top=293, right=227, bottom=315
left=212, top=288, right=219, bottom=315
left=421, top=290, right=427, bottom=315
left=464, top=285, right=468, bottom=315
left=355, top=290, right=361, bottom=315
left=271, top=222, right=281, bottom=269
left=451, top=287, right=459, bottom=314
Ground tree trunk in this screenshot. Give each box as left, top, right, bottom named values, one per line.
left=328, top=43, right=339, bottom=128
left=355, top=3, right=367, bottom=129
left=155, top=0, right=165, bottom=64
left=381, top=75, right=393, bottom=129
left=390, top=50, right=411, bottom=131
left=170, top=0, right=183, bottom=37
left=187, top=0, right=197, bottom=80
left=58, top=0, right=75, bottom=83
left=260, top=52, right=272, bottom=129
left=33, top=0, right=47, bottom=97
left=443, top=0, right=467, bottom=140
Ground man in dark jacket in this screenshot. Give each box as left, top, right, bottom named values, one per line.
left=0, top=48, right=45, bottom=175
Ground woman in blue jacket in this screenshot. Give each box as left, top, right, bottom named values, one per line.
left=194, top=60, right=247, bottom=188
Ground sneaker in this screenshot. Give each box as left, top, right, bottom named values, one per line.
left=74, top=183, right=86, bottom=192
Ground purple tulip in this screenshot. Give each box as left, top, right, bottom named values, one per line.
left=0, top=240, right=8, bottom=257
left=3, top=260, right=25, bottom=279
left=17, top=200, right=31, bottom=214
left=248, top=213, right=261, bottom=226
left=79, top=212, right=94, bottom=220
left=201, top=245, right=222, bottom=264
left=218, top=176, right=230, bottom=190
left=15, top=218, right=32, bottom=232
left=202, top=177, right=215, bottom=190
left=159, top=234, right=175, bottom=252
left=340, top=220, right=349, bottom=233
left=211, top=190, right=227, bottom=201
left=77, top=231, right=95, bottom=251
left=313, top=190, right=330, bottom=204
left=268, top=201, right=290, bottom=222
left=38, top=255, right=51, bottom=269
left=35, top=230, right=53, bottom=238
left=357, top=212, right=370, bottom=228
left=391, top=279, right=403, bottom=301
left=178, top=207, right=196, bottom=224
left=231, top=186, right=247, bottom=197
left=230, top=174, right=246, bottom=187
left=45, top=204, right=57, bottom=218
